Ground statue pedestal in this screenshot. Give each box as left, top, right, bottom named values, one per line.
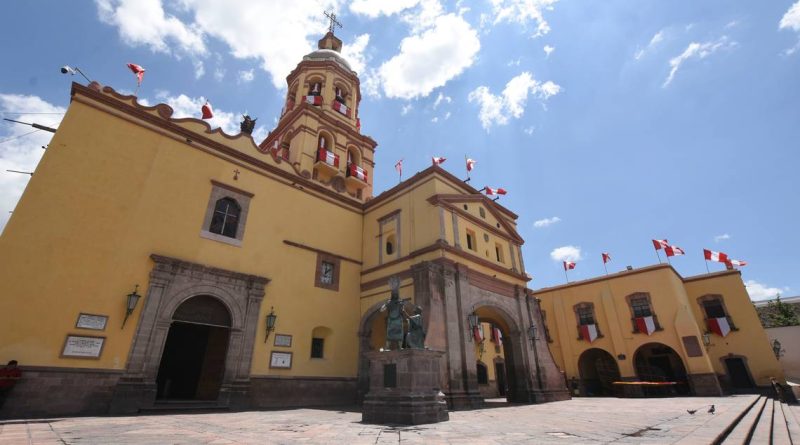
left=362, top=349, right=449, bottom=425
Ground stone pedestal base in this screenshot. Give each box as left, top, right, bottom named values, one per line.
left=362, top=349, right=449, bottom=425
left=688, top=373, right=723, bottom=396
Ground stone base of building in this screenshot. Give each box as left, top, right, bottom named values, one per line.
left=362, top=349, right=449, bottom=425
left=109, top=377, right=158, bottom=415
left=249, top=376, right=357, bottom=408
left=446, top=389, right=485, bottom=410
left=688, top=373, right=723, bottom=396
left=526, top=388, right=572, bottom=403
left=1, top=366, right=121, bottom=419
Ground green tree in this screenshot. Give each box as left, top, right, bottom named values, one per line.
left=765, top=294, right=800, bottom=328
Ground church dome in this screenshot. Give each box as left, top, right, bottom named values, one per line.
left=303, top=48, right=353, bottom=72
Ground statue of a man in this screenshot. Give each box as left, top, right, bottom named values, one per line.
left=405, top=305, right=426, bottom=349
left=381, top=277, right=405, bottom=350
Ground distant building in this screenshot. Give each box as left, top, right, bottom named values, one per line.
left=535, top=264, right=784, bottom=397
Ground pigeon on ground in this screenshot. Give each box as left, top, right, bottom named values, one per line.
left=687, top=409, right=697, bottom=415
left=708, top=405, right=715, bottom=414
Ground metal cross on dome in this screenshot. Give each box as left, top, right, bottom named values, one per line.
left=324, top=10, right=342, bottom=34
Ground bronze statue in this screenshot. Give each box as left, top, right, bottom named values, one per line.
left=240, top=115, right=257, bottom=134
left=381, top=277, right=405, bottom=350
left=404, top=305, right=426, bottom=349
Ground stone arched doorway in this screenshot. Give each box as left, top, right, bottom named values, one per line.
left=156, top=295, right=232, bottom=400
left=577, top=348, right=620, bottom=396
left=634, top=343, right=690, bottom=395
left=472, top=305, right=526, bottom=403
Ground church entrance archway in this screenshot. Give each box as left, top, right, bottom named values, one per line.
left=634, top=343, right=689, bottom=396
left=577, top=348, right=620, bottom=396
left=472, top=305, right=524, bottom=403
left=156, top=295, right=231, bottom=400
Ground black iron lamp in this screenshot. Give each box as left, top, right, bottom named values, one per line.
left=467, top=311, right=480, bottom=342
left=702, top=332, right=712, bottom=347
left=772, top=339, right=784, bottom=359
left=527, top=324, right=538, bottom=345
left=264, top=307, right=277, bottom=343
left=121, top=285, right=141, bottom=329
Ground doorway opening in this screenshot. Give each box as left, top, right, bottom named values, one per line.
left=634, top=343, right=690, bottom=396
left=578, top=348, right=621, bottom=396
left=724, top=357, right=755, bottom=389
left=156, top=295, right=231, bottom=401
left=472, top=306, right=523, bottom=403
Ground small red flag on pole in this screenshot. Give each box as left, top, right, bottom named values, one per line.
left=563, top=260, right=575, bottom=283
left=652, top=239, right=668, bottom=264
left=395, top=159, right=403, bottom=182
left=602, top=252, right=611, bottom=275
left=432, top=156, right=446, bottom=166
left=201, top=101, right=214, bottom=119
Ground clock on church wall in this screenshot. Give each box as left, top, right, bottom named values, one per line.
left=270, top=351, right=293, bottom=369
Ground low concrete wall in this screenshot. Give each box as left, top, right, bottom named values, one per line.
left=766, top=325, right=800, bottom=381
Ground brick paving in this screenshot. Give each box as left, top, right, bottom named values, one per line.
left=0, top=396, right=760, bottom=445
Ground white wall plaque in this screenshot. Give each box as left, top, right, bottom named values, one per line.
left=61, top=335, right=105, bottom=359
left=75, top=313, right=108, bottom=331
left=270, top=351, right=292, bottom=369
left=274, top=334, right=292, bottom=347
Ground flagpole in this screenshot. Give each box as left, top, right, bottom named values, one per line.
left=655, top=249, right=662, bottom=264
left=564, top=268, right=569, bottom=284
left=603, top=262, right=608, bottom=276
left=464, top=154, right=471, bottom=182
left=705, top=259, right=710, bottom=274
left=666, top=255, right=671, bottom=265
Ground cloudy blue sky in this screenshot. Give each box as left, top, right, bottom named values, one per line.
left=1, top=1, right=799, bottom=299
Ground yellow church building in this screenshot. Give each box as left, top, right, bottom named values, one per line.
left=534, top=264, right=785, bottom=398
left=0, top=32, right=569, bottom=418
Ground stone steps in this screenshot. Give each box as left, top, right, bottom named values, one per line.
left=718, top=396, right=800, bottom=444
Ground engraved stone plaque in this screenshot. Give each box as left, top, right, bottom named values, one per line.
left=75, top=313, right=108, bottom=331
left=62, top=335, right=105, bottom=358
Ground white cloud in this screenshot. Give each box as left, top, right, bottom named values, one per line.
left=780, top=1, right=800, bottom=32
left=725, top=20, right=739, bottom=29
left=550, top=245, right=582, bottom=262
left=745, top=280, right=790, bottom=301
left=468, top=72, right=560, bottom=131
left=714, top=233, right=730, bottom=242
left=634, top=30, right=664, bottom=60
left=378, top=13, right=480, bottom=99
left=238, top=69, right=255, bottom=83
left=401, top=103, right=413, bottom=115
left=489, top=0, right=558, bottom=37
left=507, top=58, right=521, bottom=66
left=214, top=67, right=226, bottom=82
left=350, top=0, right=421, bottom=18
left=444, top=111, right=451, bottom=120
left=0, top=94, right=66, bottom=232
left=433, top=92, right=452, bottom=109
left=192, top=60, right=206, bottom=79
left=341, top=33, right=371, bottom=75
left=160, top=93, right=265, bottom=138
left=96, top=0, right=345, bottom=89
left=543, top=45, right=555, bottom=57
left=534, top=216, right=560, bottom=228
left=95, top=0, right=206, bottom=55
left=663, top=36, right=736, bottom=87
left=431, top=116, right=439, bottom=123
left=523, top=125, right=535, bottom=135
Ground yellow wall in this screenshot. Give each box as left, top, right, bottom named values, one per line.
left=0, top=91, right=363, bottom=378
left=536, top=266, right=784, bottom=386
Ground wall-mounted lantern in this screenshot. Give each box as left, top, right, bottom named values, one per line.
left=467, top=311, right=480, bottom=343
left=702, top=332, right=712, bottom=347
left=527, top=324, right=538, bottom=345
left=121, top=285, right=141, bottom=329
left=264, top=307, right=277, bottom=343
left=772, top=339, right=784, bottom=359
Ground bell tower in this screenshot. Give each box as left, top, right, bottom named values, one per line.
left=259, top=18, right=377, bottom=201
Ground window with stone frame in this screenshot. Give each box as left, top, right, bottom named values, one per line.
left=466, top=229, right=477, bottom=251
left=697, top=294, right=738, bottom=330
left=311, top=337, right=324, bottom=358
left=200, top=181, right=253, bottom=247
left=314, top=252, right=341, bottom=291
left=573, top=302, right=602, bottom=340
left=626, top=292, right=663, bottom=333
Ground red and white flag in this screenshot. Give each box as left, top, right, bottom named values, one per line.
left=602, top=253, right=611, bottom=264
left=652, top=239, right=669, bottom=250
left=563, top=261, right=576, bottom=271
left=726, top=259, right=747, bottom=267
left=473, top=326, right=484, bottom=343
left=635, top=316, right=656, bottom=336
left=703, top=249, right=729, bottom=263
left=580, top=324, right=598, bottom=343
left=485, top=187, right=507, bottom=196
left=126, top=63, right=145, bottom=86
left=664, top=245, right=684, bottom=257
left=304, top=95, right=323, bottom=105
left=349, top=164, right=367, bottom=181
left=395, top=159, right=403, bottom=175
left=707, top=317, right=731, bottom=337
left=466, top=158, right=476, bottom=172
left=201, top=101, right=214, bottom=119
left=332, top=100, right=349, bottom=116
left=320, top=149, right=338, bottom=167
left=432, top=156, right=446, bottom=166
left=491, top=326, right=502, bottom=344
left=356, top=118, right=361, bottom=132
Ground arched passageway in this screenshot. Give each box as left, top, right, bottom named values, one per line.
left=634, top=343, right=689, bottom=396
left=577, top=348, right=620, bottom=396
left=471, top=305, right=525, bottom=403
left=156, top=295, right=232, bottom=400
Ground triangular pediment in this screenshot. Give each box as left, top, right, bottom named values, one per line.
left=427, top=194, right=524, bottom=244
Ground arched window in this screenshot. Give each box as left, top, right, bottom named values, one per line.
left=626, top=292, right=662, bottom=334
left=476, top=362, right=489, bottom=385
left=347, top=147, right=360, bottom=166
left=209, top=197, right=240, bottom=238
left=334, top=86, right=347, bottom=104
left=318, top=134, right=330, bottom=151
left=311, top=326, right=332, bottom=359
left=573, top=302, right=602, bottom=342
left=308, top=80, right=322, bottom=96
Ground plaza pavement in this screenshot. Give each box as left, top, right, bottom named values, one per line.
left=0, top=395, right=789, bottom=444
